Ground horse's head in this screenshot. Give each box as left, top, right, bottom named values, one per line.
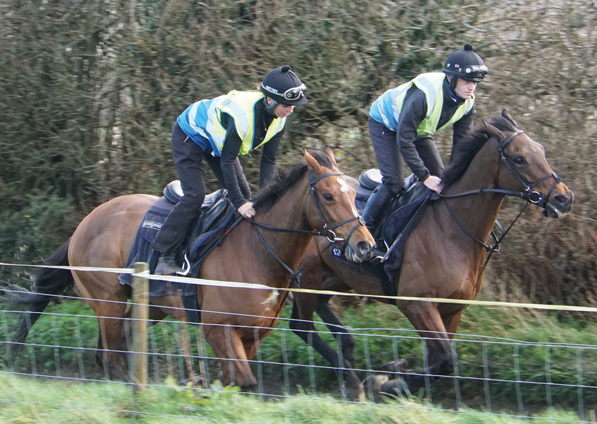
left=483, top=109, right=573, bottom=218
left=304, top=147, right=375, bottom=261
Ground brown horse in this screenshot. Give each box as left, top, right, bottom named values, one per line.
left=289, top=110, right=574, bottom=400
left=6, top=147, right=375, bottom=389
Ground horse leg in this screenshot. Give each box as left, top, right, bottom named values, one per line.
left=177, top=320, right=199, bottom=385
left=163, top=306, right=199, bottom=386
left=316, top=295, right=358, bottom=369
left=205, top=326, right=257, bottom=390
left=151, top=294, right=199, bottom=385
left=95, top=333, right=106, bottom=371
left=76, top=280, right=128, bottom=381
left=243, top=333, right=261, bottom=360
left=113, top=304, right=169, bottom=379
left=442, top=309, right=464, bottom=340
left=381, top=301, right=457, bottom=396
left=95, top=311, right=129, bottom=381
left=289, top=294, right=365, bottom=401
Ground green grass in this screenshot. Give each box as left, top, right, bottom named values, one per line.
left=1, top=298, right=596, bottom=415
left=0, top=372, right=585, bottom=423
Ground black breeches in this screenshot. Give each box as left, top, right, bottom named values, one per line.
left=369, top=118, right=444, bottom=195
left=151, top=122, right=207, bottom=253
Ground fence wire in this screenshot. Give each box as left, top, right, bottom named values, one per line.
left=1, top=268, right=596, bottom=423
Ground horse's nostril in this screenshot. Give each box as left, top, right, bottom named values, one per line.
left=554, top=194, right=570, bottom=206
left=357, top=241, right=374, bottom=256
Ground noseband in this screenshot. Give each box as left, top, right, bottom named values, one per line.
left=493, top=130, right=561, bottom=209
left=440, top=130, right=561, bottom=212
left=248, top=170, right=366, bottom=325
left=248, top=170, right=365, bottom=279
left=307, top=171, right=366, bottom=251
left=440, top=129, right=563, bottom=297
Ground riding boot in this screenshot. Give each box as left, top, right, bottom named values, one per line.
left=362, top=183, right=395, bottom=238
left=154, top=252, right=183, bottom=276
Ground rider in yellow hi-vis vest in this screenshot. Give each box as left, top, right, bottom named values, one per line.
left=363, top=44, right=488, bottom=238
left=152, top=65, right=308, bottom=275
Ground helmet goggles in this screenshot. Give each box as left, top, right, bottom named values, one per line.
left=282, top=83, right=307, bottom=101
left=443, top=44, right=488, bottom=82
left=262, top=82, right=307, bottom=102
left=464, top=64, right=488, bottom=76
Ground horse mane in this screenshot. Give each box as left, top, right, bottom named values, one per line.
left=441, top=114, right=519, bottom=187
left=253, top=150, right=335, bottom=211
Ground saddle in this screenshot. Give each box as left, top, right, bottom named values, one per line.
left=162, top=181, right=238, bottom=268
left=358, top=169, right=431, bottom=248
left=118, top=182, right=239, bottom=322
left=331, top=170, right=434, bottom=295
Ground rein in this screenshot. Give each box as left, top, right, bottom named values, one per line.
left=250, top=171, right=363, bottom=242
left=439, top=129, right=561, bottom=295
left=439, top=131, right=561, bottom=206
left=248, top=170, right=365, bottom=325
left=306, top=172, right=366, bottom=250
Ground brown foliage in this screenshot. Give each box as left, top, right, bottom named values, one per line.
left=0, top=0, right=595, bottom=304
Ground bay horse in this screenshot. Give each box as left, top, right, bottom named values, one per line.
left=289, top=110, right=573, bottom=400
left=5, top=147, right=375, bottom=389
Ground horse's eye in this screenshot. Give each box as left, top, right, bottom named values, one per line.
left=323, top=193, right=334, bottom=201
left=512, top=155, right=527, bottom=165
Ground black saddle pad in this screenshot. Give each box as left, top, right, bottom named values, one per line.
left=381, top=184, right=432, bottom=284
left=329, top=244, right=395, bottom=297
left=333, top=172, right=434, bottom=291
left=118, top=191, right=236, bottom=297
left=382, top=181, right=431, bottom=245
left=118, top=196, right=180, bottom=297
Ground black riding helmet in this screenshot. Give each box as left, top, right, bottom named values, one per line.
left=443, top=44, right=488, bottom=83
left=260, top=65, right=308, bottom=108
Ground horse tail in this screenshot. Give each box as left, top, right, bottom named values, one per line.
left=5, top=239, right=74, bottom=345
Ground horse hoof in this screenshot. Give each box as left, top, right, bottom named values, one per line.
left=380, top=359, right=408, bottom=373
left=362, top=374, right=388, bottom=403
left=344, top=382, right=366, bottom=402
left=179, top=376, right=205, bottom=387
left=380, top=378, right=409, bottom=397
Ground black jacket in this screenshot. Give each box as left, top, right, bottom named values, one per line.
left=219, top=100, right=284, bottom=208
left=396, top=80, right=475, bottom=181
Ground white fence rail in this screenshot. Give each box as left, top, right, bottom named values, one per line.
left=1, top=262, right=596, bottom=423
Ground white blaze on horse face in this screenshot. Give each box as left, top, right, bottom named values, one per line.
left=337, top=177, right=358, bottom=216
left=529, top=139, right=544, bottom=154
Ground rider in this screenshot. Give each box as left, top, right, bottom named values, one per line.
left=362, top=44, right=488, bottom=234
left=152, top=65, right=308, bottom=275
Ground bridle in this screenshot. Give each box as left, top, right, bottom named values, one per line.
left=440, top=130, right=561, bottom=208
left=492, top=130, right=561, bottom=209
left=248, top=170, right=366, bottom=321
left=306, top=171, right=366, bottom=250
left=250, top=171, right=364, bottom=249
left=439, top=129, right=562, bottom=294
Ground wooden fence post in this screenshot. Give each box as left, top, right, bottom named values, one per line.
left=131, top=261, right=149, bottom=393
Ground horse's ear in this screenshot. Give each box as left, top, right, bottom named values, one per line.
left=483, top=119, right=505, bottom=141
left=304, top=149, right=321, bottom=173
left=501, top=109, right=519, bottom=129
left=323, top=145, right=338, bottom=167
